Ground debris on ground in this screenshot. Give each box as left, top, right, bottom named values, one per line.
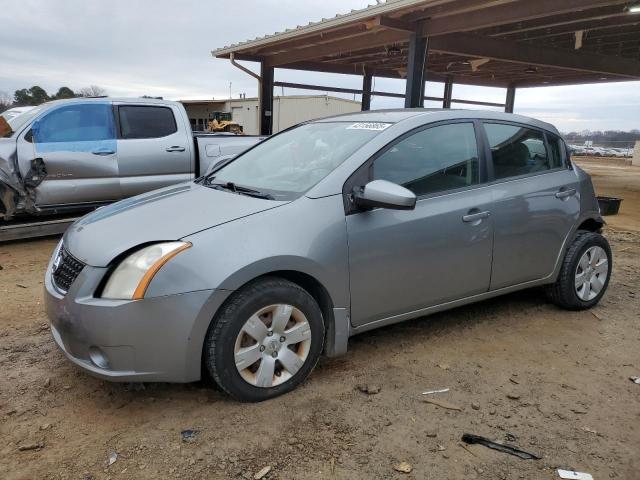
left=422, top=398, right=463, bottom=411
left=506, top=393, right=521, bottom=400
left=505, top=433, right=517, bottom=442
left=461, top=433, right=541, bottom=460
left=557, top=469, right=594, bottom=480
left=581, top=426, right=598, bottom=434
left=630, top=376, right=640, bottom=384
left=254, top=465, right=271, bottom=479
left=15, top=283, right=27, bottom=288
left=437, top=363, right=450, bottom=370
left=421, top=388, right=449, bottom=395
left=356, top=384, right=381, bottom=395
left=180, top=429, right=199, bottom=442
left=471, top=401, right=480, bottom=410
left=107, top=451, right=118, bottom=466
left=393, top=461, right=413, bottom=473
left=18, top=441, right=44, bottom=451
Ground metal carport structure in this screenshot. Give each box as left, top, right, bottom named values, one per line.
left=212, top=0, right=640, bottom=135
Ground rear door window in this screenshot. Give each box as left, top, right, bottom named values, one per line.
left=484, top=123, right=554, bottom=180
left=118, top=105, right=177, bottom=139
left=372, top=122, right=480, bottom=197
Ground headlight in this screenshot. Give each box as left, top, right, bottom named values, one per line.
left=101, top=241, right=191, bottom=300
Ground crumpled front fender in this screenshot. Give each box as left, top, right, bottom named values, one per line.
left=0, top=143, right=40, bottom=220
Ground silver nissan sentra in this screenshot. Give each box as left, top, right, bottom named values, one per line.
left=45, top=109, right=611, bottom=402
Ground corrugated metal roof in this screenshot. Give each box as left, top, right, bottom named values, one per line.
left=212, top=0, right=434, bottom=57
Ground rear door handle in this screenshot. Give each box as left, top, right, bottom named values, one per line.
left=166, top=146, right=186, bottom=152
left=91, top=148, right=115, bottom=156
left=555, top=188, right=576, bottom=199
left=462, top=211, right=491, bottom=223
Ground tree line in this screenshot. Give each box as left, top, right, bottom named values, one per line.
left=0, top=85, right=107, bottom=112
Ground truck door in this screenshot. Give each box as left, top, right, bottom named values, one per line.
left=115, top=103, right=192, bottom=197
left=30, top=102, right=121, bottom=207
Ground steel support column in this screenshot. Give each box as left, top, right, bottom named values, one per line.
left=361, top=72, right=373, bottom=111
left=443, top=76, right=453, bottom=108
left=404, top=28, right=429, bottom=108
left=260, top=62, right=274, bottom=135
left=505, top=85, right=516, bottom=113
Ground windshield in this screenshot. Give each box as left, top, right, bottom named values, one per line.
left=206, top=121, right=388, bottom=200
left=2, top=106, right=46, bottom=138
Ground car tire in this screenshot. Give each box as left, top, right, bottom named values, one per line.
left=546, top=230, right=612, bottom=310
left=204, top=277, right=324, bottom=402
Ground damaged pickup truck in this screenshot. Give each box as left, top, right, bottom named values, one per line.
left=0, top=97, right=264, bottom=220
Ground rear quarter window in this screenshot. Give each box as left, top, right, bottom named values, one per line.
left=118, top=105, right=177, bottom=139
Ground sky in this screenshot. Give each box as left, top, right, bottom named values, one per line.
left=1, top=0, right=639, bottom=132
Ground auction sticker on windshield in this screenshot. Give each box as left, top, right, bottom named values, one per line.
left=346, top=122, right=392, bottom=131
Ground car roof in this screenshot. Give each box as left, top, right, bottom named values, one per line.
left=42, top=97, right=181, bottom=107
left=314, top=108, right=560, bottom=135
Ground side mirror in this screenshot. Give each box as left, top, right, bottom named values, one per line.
left=353, top=180, right=416, bottom=211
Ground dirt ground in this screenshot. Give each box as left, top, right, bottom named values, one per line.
left=1, top=157, right=639, bottom=480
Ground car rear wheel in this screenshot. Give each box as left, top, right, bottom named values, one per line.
left=546, top=230, right=612, bottom=310
left=204, top=277, right=324, bottom=402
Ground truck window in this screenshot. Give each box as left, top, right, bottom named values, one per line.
left=34, top=103, right=115, bottom=143
left=118, top=106, right=177, bottom=139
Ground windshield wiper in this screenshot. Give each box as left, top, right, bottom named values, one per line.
left=206, top=180, right=274, bottom=200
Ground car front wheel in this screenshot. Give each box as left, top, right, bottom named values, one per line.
left=547, top=230, right=612, bottom=310
left=204, top=277, right=324, bottom=402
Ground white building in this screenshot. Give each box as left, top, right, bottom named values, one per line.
left=181, top=95, right=360, bottom=135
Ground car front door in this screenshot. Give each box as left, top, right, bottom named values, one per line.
left=29, top=101, right=121, bottom=207
left=346, top=121, right=494, bottom=327
left=482, top=122, right=580, bottom=289
left=115, top=104, right=191, bottom=197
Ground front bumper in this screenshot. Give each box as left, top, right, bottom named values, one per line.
left=45, top=261, right=230, bottom=382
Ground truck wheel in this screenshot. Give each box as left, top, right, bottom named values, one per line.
left=204, top=277, right=324, bottom=402
left=546, top=231, right=612, bottom=310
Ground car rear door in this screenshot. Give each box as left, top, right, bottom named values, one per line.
left=115, top=103, right=192, bottom=197
left=346, top=121, right=494, bottom=327
left=29, top=101, right=121, bottom=207
left=482, top=122, right=580, bottom=289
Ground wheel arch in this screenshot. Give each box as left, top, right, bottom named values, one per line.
left=577, top=216, right=604, bottom=233
left=198, top=265, right=348, bottom=379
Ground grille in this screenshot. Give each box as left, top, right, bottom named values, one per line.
left=52, top=246, right=85, bottom=293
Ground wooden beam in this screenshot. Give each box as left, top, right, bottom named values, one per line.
left=429, top=33, right=640, bottom=78
left=482, top=4, right=630, bottom=37
left=421, top=0, right=629, bottom=36
left=265, top=29, right=407, bottom=67
left=365, top=15, right=416, bottom=32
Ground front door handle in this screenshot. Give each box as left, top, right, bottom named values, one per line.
left=555, top=188, right=576, bottom=199
left=462, top=211, right=491, bottom=223
left=91, top=148, right=115, bottom=156
left=166, top=146, right=186, bottom=152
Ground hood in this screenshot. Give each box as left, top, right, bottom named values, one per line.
left=64, top=182, right=289, bottom=266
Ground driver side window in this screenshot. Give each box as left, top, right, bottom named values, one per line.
left=372, top=122, right=479, bottom=197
